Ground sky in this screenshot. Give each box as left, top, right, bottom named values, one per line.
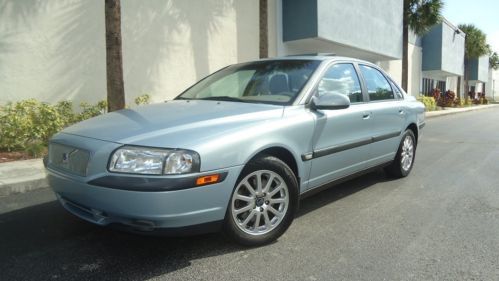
left=442, top=0, right=499, bottom=53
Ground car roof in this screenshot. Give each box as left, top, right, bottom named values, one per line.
left=259, top=54, right=373, bottom=65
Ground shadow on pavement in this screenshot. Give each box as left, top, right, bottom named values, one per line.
left=0, top=169, right=392, bottom=280
left=298, top=169, right=391, bottom=218
left=0, top=200, right=244, bottom=280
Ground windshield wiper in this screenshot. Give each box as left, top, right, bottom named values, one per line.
left=196, top=96, right=246, bottom=102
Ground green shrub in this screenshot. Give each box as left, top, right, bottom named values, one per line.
left=25, top=142, right=47, bottom=158
left=1, top=97, right=150, bottom=154
left=0, top=99, right=67, bottom=151
left=417, top=95, right=436, bottom=111
left=454, top=98, right=465, bottom=107
left=134, top=94, right=151, bottom=105
left=77, top=100, right=107, bottom=122
left=55, top=100, right=77, bottom=126
left=465, top=98, right=472, bottom=106
left=480, top=97, right=489, bottom=105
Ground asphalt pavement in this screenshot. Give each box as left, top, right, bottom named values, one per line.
left=1, top=107, right=499, bottom=281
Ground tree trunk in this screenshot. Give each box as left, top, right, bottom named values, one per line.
left=105, top=0, right=125, bottom=112
left=259, top=0, right=268, bottom=59
left=401, top=0, right=409, bottom=92
left=456, top=75, right=461, bottom=100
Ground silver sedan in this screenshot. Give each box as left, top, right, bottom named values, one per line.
left=45, top=55, right=425, bottom=246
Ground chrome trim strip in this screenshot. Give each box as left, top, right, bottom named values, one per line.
left=301, top=152, right=313, bottom=161
left=371, top=131, right=401, bottom=142
left=313, top=137, right=372, bottom=158
left=302, top=131, right=401, bottom=161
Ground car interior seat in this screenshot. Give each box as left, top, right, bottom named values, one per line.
left=269, top=73, right=290, bottom=95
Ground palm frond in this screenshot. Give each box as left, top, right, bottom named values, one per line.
left=458, top=24, right=489, bottom=59
left=406, top=0, right=444, bottom=36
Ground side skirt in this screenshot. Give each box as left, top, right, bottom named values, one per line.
left=299, top=161, right=392, bottom=200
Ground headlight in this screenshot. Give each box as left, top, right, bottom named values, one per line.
left=109, top=146, right=200, bottom=175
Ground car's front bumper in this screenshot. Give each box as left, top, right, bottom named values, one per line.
left=47, top=165, right=243, bottom=233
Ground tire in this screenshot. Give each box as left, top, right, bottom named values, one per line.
left=224, top=155, right=299, bottom=246
left=384, top=129, right=417, bottom=178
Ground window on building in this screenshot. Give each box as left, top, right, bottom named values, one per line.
left=318, top=63, right=363, bottom=103
left=422, top=78, right=447, bottom=96
left=422, top=78, right=434, bottom=96
left=437, top=80, right=446, bottom=92
left=359, top=65, right=394, bottom=101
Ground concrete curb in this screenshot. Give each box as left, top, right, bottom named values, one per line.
left=0, top=159, right=47, bottom=197
left=426, top=104, right=498, bottom=118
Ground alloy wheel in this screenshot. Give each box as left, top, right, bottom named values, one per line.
left=400, top=135, right=414, bottom=171
left=231, top=170, right=289, bottom=236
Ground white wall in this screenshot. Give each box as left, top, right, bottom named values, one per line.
left=317, top=0, right=403, bottom=60
left=0, top=0, right=260, bottom=105
left=446, top=76, right=460, bottom=94
left=408, top=44, right=422, bottom=96
left=378, top=60, right=401, bottom=84
left=0, top=1, right=106, bottom=104
left=378, top=43, right=422, bottom=96
left=486, top=69, right=499, bottom=101
left=440, top=19, right=465, bottom=76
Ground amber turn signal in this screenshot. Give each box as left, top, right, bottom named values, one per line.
left=196, top=174, right=220, bottom=186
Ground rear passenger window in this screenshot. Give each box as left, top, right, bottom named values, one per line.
left=318, top=63, right=363, bottom=103
left=359, top=65, right=394, bottom=101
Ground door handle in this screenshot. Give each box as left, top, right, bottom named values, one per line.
left=362, top=113, right=371, bottom=119
left=398, top=109, right=405, bottom=115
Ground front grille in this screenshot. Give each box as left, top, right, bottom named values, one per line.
left=48, top=143, right=90, bottom=176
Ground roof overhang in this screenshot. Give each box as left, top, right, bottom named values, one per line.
left=282, top=38, right=400, bottom=63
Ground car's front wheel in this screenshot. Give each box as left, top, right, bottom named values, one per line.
left=225, top=155, right=298, bottom=246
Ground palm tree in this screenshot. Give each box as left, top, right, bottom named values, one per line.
left=259, top=0, right=268, bottom=59
left=104, top=0, right=125, bottom=112
left=489, top=51, right=499, bottom=70
left=458, top=24, right=489, bottom=97
left=402, top=0, right=443, bottom=92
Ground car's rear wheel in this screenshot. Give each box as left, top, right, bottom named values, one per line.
left=385, top=129, right=416, bottom=178
left=225, top=155, right=298, bottom=246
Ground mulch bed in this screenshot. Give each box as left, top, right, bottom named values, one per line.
left=0, top=151, right=35, bottom=163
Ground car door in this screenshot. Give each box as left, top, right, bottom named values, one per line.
left=307, top=63, right=373, bottom=190
left=357, top=64, right=406, bottom=167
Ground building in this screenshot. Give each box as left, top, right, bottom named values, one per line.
left=486, top=69, right=499, bottom=101
left=468, top=55, right=490, bottom=97
left=279, top=0, right=402, bottom=61
left=0, top=0, right=267, bottom=105
left=0, top=0, right=483, bottom=105
left=421, top=19, right=465, bottom=97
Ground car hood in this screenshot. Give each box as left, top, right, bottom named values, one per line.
left=62, top=100, right=284, bottom=147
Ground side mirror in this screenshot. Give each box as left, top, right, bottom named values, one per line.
left=310, top=92, right=351, bottom=110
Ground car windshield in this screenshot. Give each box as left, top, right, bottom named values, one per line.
left=176, top=60, right=321, bottom=105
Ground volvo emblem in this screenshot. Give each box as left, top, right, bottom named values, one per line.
left=62, top=152, right=69, bottom=164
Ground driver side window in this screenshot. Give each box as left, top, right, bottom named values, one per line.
left=318, top=63, right=363, bottom=103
